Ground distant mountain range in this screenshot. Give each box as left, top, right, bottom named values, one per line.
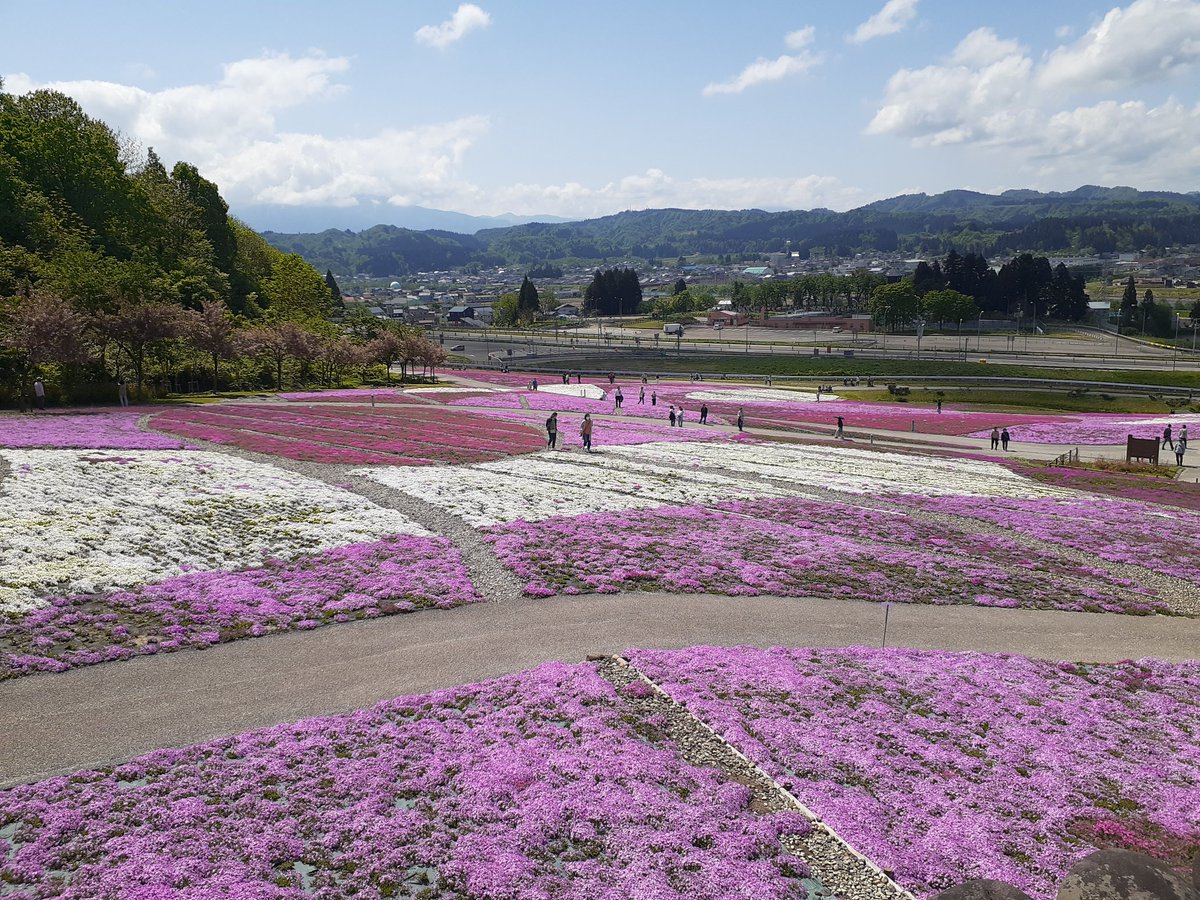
left=260, top=186, right=1200, bottom=277
left=233, top=202, right=572, bottom=235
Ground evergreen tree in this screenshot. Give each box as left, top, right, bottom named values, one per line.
left=324, top=270, right=343, bottom=308
left=1119, top=276, right=1138, bottom=330
left=517, top=275, right=540, bottom=322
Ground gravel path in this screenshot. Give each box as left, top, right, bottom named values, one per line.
left=600, top=655, right=913, bottom=900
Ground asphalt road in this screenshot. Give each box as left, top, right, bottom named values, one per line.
left=438, top=326, right=1200, bottom=372
left=3, top=593, right=1196, bottom=788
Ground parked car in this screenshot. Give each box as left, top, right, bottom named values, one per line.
left=449, top=344, right=465, bottom=351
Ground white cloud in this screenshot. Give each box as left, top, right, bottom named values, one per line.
left=702, top=53, right=820, bottom=96
left=848, top=0, right=919, bottom=44
left=785, top=26, right=816, bottom=49
left=703, top=26, right=821, bottom=96
left=865, top=1, right=1200, bottom=188
left=1038, top=0, right=1200, bottom=93
left=4, top=55, right=490, bottom=208
left=415, top=4, right=491, bottom=49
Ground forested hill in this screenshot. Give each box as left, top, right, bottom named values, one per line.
left=263, top=186, right=1200, bottom=276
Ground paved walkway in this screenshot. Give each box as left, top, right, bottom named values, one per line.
left=3, top=593, right=1196, bottom=788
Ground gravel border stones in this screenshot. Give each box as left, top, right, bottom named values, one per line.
left=598, top=654, right=914, bottom=900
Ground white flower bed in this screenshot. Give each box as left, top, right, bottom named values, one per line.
left=685, top=388, right=838, bottom=404
left=0, top=450, right=427, bottom=615
left=407, top=386, right=502, bottom=393
left=538, top=383, right=608, bottom=400
left=607, top=442, right=1072, bottom=500
left=359, top=448, right=799, bottom=527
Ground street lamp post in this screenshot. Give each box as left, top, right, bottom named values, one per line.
left=1173, top=313, right=1180, bottom=371
left=915, top=319, right=925, bottom=360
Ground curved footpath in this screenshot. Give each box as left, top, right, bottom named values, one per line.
left=2, top=592, right=1197, bottom=788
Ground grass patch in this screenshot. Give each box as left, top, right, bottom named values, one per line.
left=835, top=387, right=1179, bottom=414
left=622, top=354, right=1200, bottom=389
left=1067, top=458, right=1182, bottom=479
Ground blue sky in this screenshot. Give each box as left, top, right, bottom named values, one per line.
left=4, top=0, right=1200, bottom=223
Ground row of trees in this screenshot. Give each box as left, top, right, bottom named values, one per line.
left=1, top=83, right=376, bottom=405
left=868, top=284, right=979, bottom=332
left=910, top=251, right=1090, bottom=320
left=1117, top=277, right=1200, bottom=338
left=1, top=292, right=447, bottom=407
left=583, top=268, right=643, bottom=316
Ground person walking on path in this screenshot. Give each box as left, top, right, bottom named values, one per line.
left=650, top=391, right=657, bottom=406
left=1180, top=425, right=1189, bottom=450
left=33, top=379, right=45, bottom=411
left=562, top=372, right=569, bottom=384
left=581, top=413, right=594, bottom=452
left=936, top=398, right=943, bottom=413
left=118, top=378, right=130, bottom=407
left=990, top=427, right=1000, bottom=450
left=1163, top=425, right=1174, bottom=450
left=668, top=406, right=676, bottom=427
left=835, top=416, right=844, bottom=439
left=641, top=375, right=648, bottom=385
left=638, top=386, right=645, bottom=404
left=700, top=404, right=709, bottom=424
left=1001, top=427, right=1011, bottom=452
left=736, top=407, right=745, bottom=432
left=608, top=373, right=615, bottom=385
left=546, top=412, right=558, bottom=449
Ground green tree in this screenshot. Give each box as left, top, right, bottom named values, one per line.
left=1119, top=276, right=1138, bottom=330
left=261, top=253, right=333, bottom=323
left=869, top=282, right=920, bottom=332
left=492, top=292, right=520, bottom=327
left=920, top=289, right=977, bottom=328
left=517, top=275, right=539, bottom=323
left=324, top=269, right=343, bottom=306
left=672, top=278, right=687, bottom=295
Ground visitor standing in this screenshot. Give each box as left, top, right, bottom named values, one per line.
left=990, top=427, right=1000, bottom=450
left=1001, top=427, right=1010, bottom=452
left=562, top=372, right=569, bottom=384
left=700, top=404, right=709, bottom=425
left=118, top=378, right=129, bottom=407
left=1176, top=440, right=1186, bottom=467
left=651, top=391, right=657, bottom=406
left=835, top=416, right=844, bottom=439
left=581, top=413, right=593, bottom=452
left=936, top=399, right=943, bottom=414
left=1163, top=425, right=1174, bottom=450
left=608, top=372, right=615, bottom=385
left=677, top=407, right=684, bottom=427
left=668, top=406, right=676, bottom=427
left=614, top=387, right=623, bottom=409
left=736, top=407, right=744, bottom=432
left=638, top=386, right=645, bottom=404
left=1180, top=425, right=1189, bottom=449
left=33, top=378, right=45, bottom=411
left=546, top=412, right=558, bottom=449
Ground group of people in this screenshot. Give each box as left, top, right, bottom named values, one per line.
left=988, top=427, right=1012, bottom=452
left=1163, top=424, right=1189, bottom=466
left=545, top=411, right=596, bottom=452
left=27, top=378, right=128, bottom=411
